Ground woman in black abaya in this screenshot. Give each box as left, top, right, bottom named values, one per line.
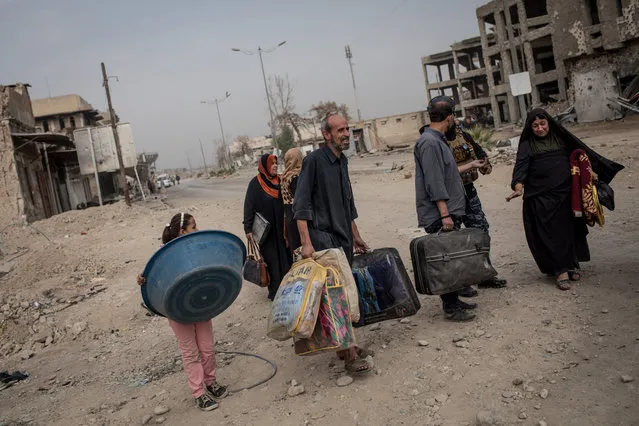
left=243, top=154, right=292, bottom=300
left=507, top=109, right=623, bottom=290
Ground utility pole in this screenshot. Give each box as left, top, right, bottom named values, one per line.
left=201, top=92, right=231, bottom=168
left=345, top=45, right=362, bottom=122
left=186, top=154, right=193, bottom=174
left=258, top=48, right=277, bottom=139
left=101, top=62, right=131, bottom=206
left=199, top=138, right=209, bottom=176
left=231, top=41, right=287, bottom=146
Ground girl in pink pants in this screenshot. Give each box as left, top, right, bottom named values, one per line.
left=138, top=213, right=228, bottom=411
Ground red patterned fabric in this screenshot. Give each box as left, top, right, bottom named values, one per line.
left=570, top=149, right=602, bottom=226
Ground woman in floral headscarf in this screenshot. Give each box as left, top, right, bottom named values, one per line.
left=281, top=148, right=304, bottom=256
left=243, top=154, right=292, bottom=300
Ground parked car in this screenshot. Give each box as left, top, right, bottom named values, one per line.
left=156, top=174, right=172, bottom=189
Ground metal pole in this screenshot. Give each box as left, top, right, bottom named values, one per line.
left=87, top=128, right=103, bottom=206
left=214, top=100, right=227, bottom=147
left=133, top=166, right=146, bottom=202
left=42, top=144, right=60, bottom=214
left=345, top=45, right=362, bottom=121
left=101, top=62, right=131, bottom=206
left=258, top=47, right=276, bottom=141
left=199, top=138, right=209, bottom=176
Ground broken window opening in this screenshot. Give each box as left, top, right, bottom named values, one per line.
left=43, top=120, right=49, bottom=132
left=585, top=0, right=601, bottom=25
left=616, top=0, right=623, bottom=17
left=69, top=116, right=76, bottom=128
left=532, top=36, right=556, bottom=73
left=396, top=118, right=402, bottom=123
left=483, top=14, right=497, bottom=46
left=524, top=0, right=548, bottom=19
left=537, top=81, right=560, bottom=104
left=59, top=118, right=65, bottom=130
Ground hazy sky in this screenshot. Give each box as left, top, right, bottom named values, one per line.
left=1, top=0, right=487, bottom=169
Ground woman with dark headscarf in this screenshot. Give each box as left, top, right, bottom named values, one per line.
left=281, top=148, right=304, bottom=255
left=243, top=154, right=292, bottom=300
left=507, top=109, right=623, bottom=290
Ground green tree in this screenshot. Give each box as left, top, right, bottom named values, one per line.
left=275, top=126, right=295, bottom=153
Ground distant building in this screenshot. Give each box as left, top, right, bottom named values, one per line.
left=422, top=0, right=639, bottom=126
left=31, top=94, right=102, bottom=136
left=352, top=111, right=429, bottom=151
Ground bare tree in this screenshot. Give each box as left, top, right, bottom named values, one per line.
left=269, top=74, right=309, bottom=143
left=310, top=101, right=352, bottom=123
left=216, top=143, right=232, bottom=169
left=236, top=135, right=251, bottom=157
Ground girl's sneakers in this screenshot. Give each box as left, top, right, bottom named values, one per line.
left=206, top=382, right=229, bottom=399
left=196, top=393, right=218, bottom=411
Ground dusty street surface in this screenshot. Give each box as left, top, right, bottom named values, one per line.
left=1, top=118, right=638, bottom=426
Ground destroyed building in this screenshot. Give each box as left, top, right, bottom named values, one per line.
left=0, top=84, right=77, bottom=229
left=422, top=0, right=639, bottom=126
left=32, top=94, right=102, bottom=135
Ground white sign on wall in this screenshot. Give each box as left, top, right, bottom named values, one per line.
left=509, top=72, right=532, bottom=96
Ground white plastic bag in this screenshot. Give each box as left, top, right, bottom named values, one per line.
left=266, top=259, right=327, bottom=341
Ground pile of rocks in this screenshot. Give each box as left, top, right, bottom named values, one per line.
left=0, top=284, right=107, bottom=359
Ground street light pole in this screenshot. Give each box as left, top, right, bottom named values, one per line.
left=201, top=91, right=231, bottom=168
left=231, top=41, right=287, bottom=146
left=258, top=47, right=276, bottom=138
left=345, top=45, right=362, bottom=122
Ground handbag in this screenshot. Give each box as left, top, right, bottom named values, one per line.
left=242, top=238, right=270, bottom=287
left=594, top=180, right=615, bottom=211
left=252, top=212, right=271, bottom=245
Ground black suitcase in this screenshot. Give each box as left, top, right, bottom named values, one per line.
left=410, top=228, right=497, bottom=295
left=351, top=248, right=421, bottom=327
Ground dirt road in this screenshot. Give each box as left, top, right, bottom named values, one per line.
left=1, top=118, right=638, bottom=426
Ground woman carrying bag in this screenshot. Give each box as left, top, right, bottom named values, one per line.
left=243, top=154, right=292, bottom=300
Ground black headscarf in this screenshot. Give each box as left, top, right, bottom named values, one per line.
left=519, top=108, right=624, bottom=184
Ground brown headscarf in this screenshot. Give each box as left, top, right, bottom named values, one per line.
left=257, top=154, right=280, bottom=198
left=281, top=148, right=303, bottom=205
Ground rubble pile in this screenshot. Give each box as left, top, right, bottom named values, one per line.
left=0, top=283, right=107, bottom=359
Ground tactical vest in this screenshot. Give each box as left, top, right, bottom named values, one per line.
left=448, top=130, right=478, bottom=185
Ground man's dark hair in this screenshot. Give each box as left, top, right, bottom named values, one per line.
left=428, top=96, right=455, bottom=123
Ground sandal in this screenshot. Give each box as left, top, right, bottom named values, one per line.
left=338, top=347, right=374, bottom=361
left=556, top=279, right=571, bottom=291
left=345, top=357, right=372, bottom=374
left=568, top=270, right=582, bottom=281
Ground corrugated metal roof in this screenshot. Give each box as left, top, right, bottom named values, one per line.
left=31, top=94, right=95, bottom=118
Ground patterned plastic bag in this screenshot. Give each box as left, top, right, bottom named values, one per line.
left=312, top=248, right=360, bottom=323
left=267, top=259, right=327, bottom=341
left=293, top=267, right=356, bottom=356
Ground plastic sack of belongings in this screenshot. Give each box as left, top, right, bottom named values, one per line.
left=267, top=259, right=327, bottom=341
left=293, top=267, right=356, bottom=356
left=312, top=248, right=360, bottom=323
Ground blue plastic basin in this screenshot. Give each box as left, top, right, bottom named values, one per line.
left=141, top=230, right=246, bottom=324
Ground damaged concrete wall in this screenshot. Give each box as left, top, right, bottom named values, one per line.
left=0, top=85, right=28, bottom=230
left=619, top=0, right=639, bottom=42
left=0, top=84, right=47, bottom=230
left=568, top=40, right=639, bottom=122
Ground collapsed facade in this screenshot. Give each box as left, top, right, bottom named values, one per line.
left=422, top=0, right=639, bottom=126
left=0, top=84, right=148, bottom=231
left=0, top=84, right=76, bottom=229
